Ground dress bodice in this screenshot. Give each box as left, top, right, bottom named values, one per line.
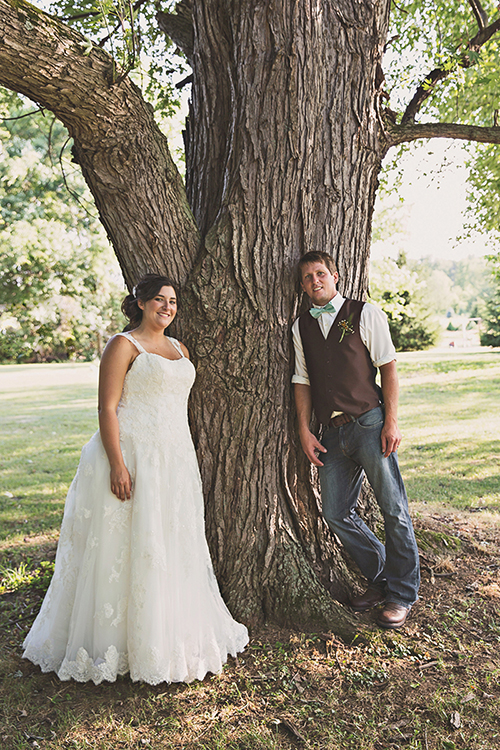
left=115, top=332, right=196, bottom=445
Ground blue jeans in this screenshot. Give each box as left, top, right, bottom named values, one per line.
left=318, top=406, right=420, bottom=608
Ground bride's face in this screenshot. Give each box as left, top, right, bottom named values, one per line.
left=140, top=285, right=177, bottom=329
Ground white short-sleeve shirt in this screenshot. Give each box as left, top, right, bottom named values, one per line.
left=292, top=294, right=396, bottom=387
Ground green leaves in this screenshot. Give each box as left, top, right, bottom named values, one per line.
left=43, top=0, right=186, bottom=115
left=0, top=91, right=125, bottom=362
left=81, top=36, right=93, bottom=55
left=369, top=255, right=439, bottom=352
left=386, top=0, right=500, bottom=124
left=479, top=255, right=500, bottom=346
left=465, top=142, right=500, bottom=240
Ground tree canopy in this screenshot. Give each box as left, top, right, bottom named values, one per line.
left=14, top=1, right=500, bottom=145
left=384, top=0, right=500, bottom=239
left=17, top=0, right=500, bottom=240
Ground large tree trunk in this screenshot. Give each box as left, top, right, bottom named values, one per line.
left=181, top=0, right=390, bottom=630
left=0, top=0, right=390, bottom=635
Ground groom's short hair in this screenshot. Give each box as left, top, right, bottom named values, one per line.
left=297, top=251, right=338, bottom=280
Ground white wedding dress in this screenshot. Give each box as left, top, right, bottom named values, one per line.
left=23, top=332, right=248, bottom=684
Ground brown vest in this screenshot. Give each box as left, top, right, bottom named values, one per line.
left=298, top=299, right=381, bottom=423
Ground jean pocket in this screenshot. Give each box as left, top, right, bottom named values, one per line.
left=357, top=407, right=384, bottom=428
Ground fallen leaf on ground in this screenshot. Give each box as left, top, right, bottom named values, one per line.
left=270, top=718, right=307, bottom=743
left=450, top=711, right=461, bottom=729
left=461, top=692, right=475, bottom=703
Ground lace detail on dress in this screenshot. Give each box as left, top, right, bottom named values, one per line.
left=58, top=646, right=129, bottom=684
left=23, top=333, right=248, bottom=684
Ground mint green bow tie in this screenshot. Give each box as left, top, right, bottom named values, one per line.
left=309, top=302, right=336, bottom=319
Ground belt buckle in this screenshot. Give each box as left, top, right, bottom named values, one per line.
left=330, top=412, right=352, bottom=428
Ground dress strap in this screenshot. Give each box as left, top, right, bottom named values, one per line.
left=167, top=337, right=185, bottom=357
left=115, top=331, right=147, bottom=354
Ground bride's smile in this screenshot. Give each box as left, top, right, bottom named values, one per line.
left=139, top=286, right=178, bottom=330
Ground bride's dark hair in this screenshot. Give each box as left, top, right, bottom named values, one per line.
left=122, top=274, right=179, bottom=331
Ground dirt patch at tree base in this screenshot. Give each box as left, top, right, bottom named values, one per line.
left=1, top=512, right=499, bottom=749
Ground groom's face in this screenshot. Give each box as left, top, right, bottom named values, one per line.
left=300, top=262, right=339, bottom=307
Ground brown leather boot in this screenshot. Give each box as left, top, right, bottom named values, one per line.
left=377, top=603, right=410, bottom=629
left=350, top=586, right=386, bottom=612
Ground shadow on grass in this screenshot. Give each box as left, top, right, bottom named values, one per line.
left=1, top=384, right=98, bottom=543
left=401, top=438, right=500, bottom=510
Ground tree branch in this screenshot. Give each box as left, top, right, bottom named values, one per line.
left=468, top=0, right=488, bottom=30
left=156, top=0, right=194, bottom=61
left=469, top=16, right=500, bottom=49
left=1, top=107, right=45, bottom=121
left=400, top=68, right=449, bottom=126
left=63, top=11, right=100, bottom=22
left=386, top=120, right=500, bottom=147
left=0, top=0, right=199, bottom=288
left=98, top=0, right=149, bottom=49
left=401, top=15, right=500, bottom=125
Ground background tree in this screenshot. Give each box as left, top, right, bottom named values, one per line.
left=0, top=89, right=124, bottom=362
left=479, top=255, right=500, bottom=346
left=479, top=290, right=500, bottom=346
left=1, top=0, right=500, bottom=631
left=466, top=143, right=500, bottom=241
left=369, top=255, right=439, bottom=352
left=369, top=249, right=493, bottom=350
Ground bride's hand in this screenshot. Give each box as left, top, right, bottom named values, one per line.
left=110, top=465, right=132, bottom=502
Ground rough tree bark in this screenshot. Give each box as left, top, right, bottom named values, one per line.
left=2, top=0, right=499, bottom=633
left=181, top=0, right=391, bottom=633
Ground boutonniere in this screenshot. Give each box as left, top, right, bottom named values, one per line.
left=338, top=314, right=355, bottom=343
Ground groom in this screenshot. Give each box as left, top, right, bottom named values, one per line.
left=292, top=251, right=420, bottom=629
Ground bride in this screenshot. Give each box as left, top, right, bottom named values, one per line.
left=23, top=273, right=248, bottom=684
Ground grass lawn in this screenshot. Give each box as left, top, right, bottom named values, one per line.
left=0, top=352, right=499, bottom=750
left=397, top=348, right=500, bottom=518
left=0, top=363, right=99, bottom=547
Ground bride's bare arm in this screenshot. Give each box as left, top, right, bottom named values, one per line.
left=98, top=336, right=136, bottom=501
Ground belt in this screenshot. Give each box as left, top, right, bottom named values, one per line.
left=329, top=413, right=354, bottom=428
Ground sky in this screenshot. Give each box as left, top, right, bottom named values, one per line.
left=371, top=140, right=492, bottom=263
